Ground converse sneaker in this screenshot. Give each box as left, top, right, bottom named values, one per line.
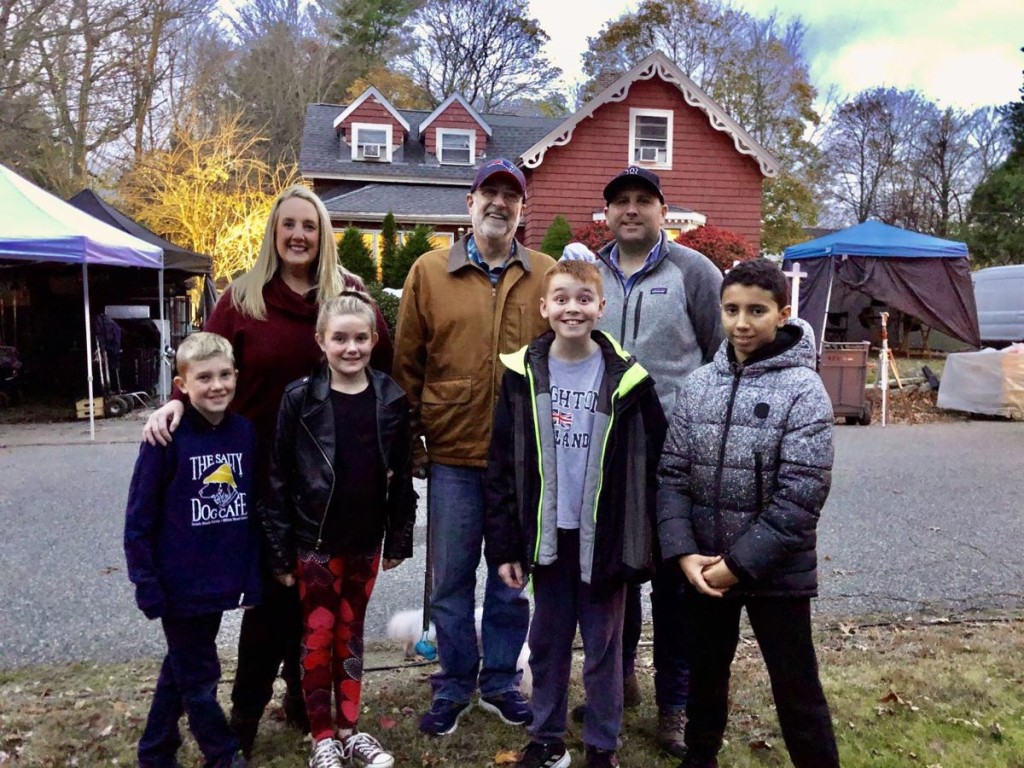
left=516, top=740, right=571, bottom=768
left=308, top=737, right=342, bottom=768
left=338, top=732, right=394, bottom=768
left=418, top=698, right=472, bottom=736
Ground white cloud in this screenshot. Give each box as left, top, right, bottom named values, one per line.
left=529, top=0, right=1023, bottom=110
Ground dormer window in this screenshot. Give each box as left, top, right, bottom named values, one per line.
left=629, top=108, right=672, bottom=168
left=438, top=128, right=475, bottom=165
left=352, top=123, right=392, bottom=162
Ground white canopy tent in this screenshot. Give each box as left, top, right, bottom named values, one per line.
left=0, top=164, right=164, bottom=439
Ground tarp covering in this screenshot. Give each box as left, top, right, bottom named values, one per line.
left=937, top=345, right=1024, bottom=418
left=68, top=189, right=211, bottom=275
left=783, top=221, right=980, bottom=350
left=0, top=165, right=162, bottom=267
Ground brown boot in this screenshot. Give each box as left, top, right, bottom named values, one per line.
left=657, top=706, right=687, bottom=758
left=623, top=672, right=642, bottom=709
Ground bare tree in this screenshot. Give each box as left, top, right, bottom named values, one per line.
left=823, top=88, right=926, bottom=224
left=227, top=0, right=346, bottom=165
left=33, top=0, right=156, bottom=191
left=0, top=0, right=67, bottom=183
left=123, top=0, right=218, bottom=162
left=400, top=0, right=561, bottom=111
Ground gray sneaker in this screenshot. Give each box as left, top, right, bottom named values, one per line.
left=337, top=732, right=394, bottom=767
left=308, top=737, right=343, bottom=768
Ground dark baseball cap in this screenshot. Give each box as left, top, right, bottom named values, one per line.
left=603, top=166, right=664, bottom=203
left=471, top=158, right=527, bottom=199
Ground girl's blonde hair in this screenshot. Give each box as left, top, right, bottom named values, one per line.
left=229, top=185, right=354, bottom=319
left=316, top=291, right=378, bottom=337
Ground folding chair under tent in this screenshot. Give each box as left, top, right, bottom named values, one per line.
left=0, top=164, right=164, bottom=440
left=782, top=220, right=981, bottom=354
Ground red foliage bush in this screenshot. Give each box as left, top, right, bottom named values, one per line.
left=675, top=225, right=757, bottom=273
left=571, top=221, right=613, bottom=252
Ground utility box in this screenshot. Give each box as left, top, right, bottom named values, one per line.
left=820, top=341, right=872, bottom=425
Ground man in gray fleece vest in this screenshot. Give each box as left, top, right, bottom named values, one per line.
left=563, top=166, right=724, bottom=757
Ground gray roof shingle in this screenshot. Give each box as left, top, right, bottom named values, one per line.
left=323, top=184, right=471, bottom=221
left=299, top=103, right=560, bottom=182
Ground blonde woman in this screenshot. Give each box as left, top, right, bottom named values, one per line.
left=143, top=184, right=393, bottom=757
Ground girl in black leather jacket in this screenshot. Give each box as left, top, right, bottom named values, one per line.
left=261, top=292, right=415, bottom=768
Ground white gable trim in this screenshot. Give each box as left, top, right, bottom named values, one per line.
left=418, top=93, right=493, bottom=136
left=333, top=86, right=410, bottom=132
left=519, top=51, right=779, bottom=178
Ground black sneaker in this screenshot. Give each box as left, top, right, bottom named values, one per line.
left=480, top=690, right=533, bottom=725
left=584, top=745, right=619, bottom=767
left=228, top=710, right=259, bottom=759
left=418, top=698, right=472, bottom=736
left=516, top=740, right=570, bottom=768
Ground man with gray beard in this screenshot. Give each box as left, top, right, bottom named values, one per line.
left=393, top=158, right=557, bottom=737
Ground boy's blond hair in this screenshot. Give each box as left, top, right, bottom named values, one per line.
left=543, top=259, right=604, bottom=296
left=175, top=332, right=234, bottom=376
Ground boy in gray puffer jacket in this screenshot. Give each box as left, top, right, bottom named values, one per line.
left=657, top=259, right=839, bottom=768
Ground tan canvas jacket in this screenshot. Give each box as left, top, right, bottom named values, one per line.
left=393, top=236, right=556, bottom=467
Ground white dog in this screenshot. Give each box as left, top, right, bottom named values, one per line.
left=387, top=607, right=532, bottom=696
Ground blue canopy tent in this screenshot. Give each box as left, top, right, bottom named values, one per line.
left=0, top=164, right=164, bottom=438
left=783, top=220, right=981, bottom=352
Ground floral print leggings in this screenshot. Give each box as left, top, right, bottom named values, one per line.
left=296, top=548, right=381, bottom=741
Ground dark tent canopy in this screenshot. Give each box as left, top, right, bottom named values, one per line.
left=783, top=220, right=981, bottom=350
left=67, top=189, right=211, bottom=276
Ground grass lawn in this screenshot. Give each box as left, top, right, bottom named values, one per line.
left=2, top=615, right=1022, bottom=767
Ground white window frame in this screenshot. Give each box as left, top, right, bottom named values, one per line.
left=437, top=128, right=475, bottom=165
left=628, top=108, right=673, bottom=169
left=351, top=123, right=393, bottom=162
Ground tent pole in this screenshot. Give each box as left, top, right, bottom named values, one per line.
left=820, top=258, right=836, bottom=357
left=158, top=268, right=169, bottom=402
left=82, top=263, right=95, bottom=441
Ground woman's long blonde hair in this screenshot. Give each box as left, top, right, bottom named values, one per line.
left=228, top=185, right=354, bottom=319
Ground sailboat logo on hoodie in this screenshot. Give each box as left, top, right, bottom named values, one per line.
left=190, top=454, right=248, bottom=525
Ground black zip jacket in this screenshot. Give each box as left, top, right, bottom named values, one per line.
left=484, top=331, right=667, bottom=599
left=261, top=364, right=417, bottom=574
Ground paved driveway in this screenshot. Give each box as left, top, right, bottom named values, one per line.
left=0, top=417, right=1020, bottom=668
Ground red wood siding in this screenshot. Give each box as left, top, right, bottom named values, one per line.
left=523, top=78, right=764, bottom=253
left=424, top=101, right=487, bottom=156
left=338, top=98, right=407, bottom=146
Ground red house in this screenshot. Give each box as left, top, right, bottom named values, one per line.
left=299, top=52, right=779, bottom=256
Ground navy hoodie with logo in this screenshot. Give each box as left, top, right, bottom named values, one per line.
left=124, top=407, right=262, bottom=619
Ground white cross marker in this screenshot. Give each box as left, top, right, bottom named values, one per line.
left=782, top=261, right=808, bottom=319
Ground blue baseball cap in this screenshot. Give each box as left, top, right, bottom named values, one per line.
left=603, top=166, right=664, bottom=203
left=471, top=158, right=527, bottom=199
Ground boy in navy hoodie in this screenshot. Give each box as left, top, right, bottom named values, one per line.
left=125, top=332, right=260, bottom=768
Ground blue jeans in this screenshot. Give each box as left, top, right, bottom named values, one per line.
left=139, top=612, right=238, bottom=768
left=428, top=464, right=530, bottom=703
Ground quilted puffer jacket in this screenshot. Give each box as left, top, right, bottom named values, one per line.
left=656, top=318, right=833, bottom=597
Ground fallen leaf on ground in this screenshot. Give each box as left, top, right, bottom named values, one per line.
left=495, top=750, right=520, bottom=764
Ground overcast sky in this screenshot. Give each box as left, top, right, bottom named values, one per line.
left=529, top=0, right=1023, bottom=111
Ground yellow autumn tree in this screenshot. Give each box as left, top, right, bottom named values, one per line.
left=118, top=112, right=298, bottom=282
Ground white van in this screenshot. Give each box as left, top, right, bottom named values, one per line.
left=973, top=264, right=1024, bottom=346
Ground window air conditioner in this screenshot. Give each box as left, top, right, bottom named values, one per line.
left=638, top=146, right=660, bottom=162
left=362, top=144, right=382, bottom=158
